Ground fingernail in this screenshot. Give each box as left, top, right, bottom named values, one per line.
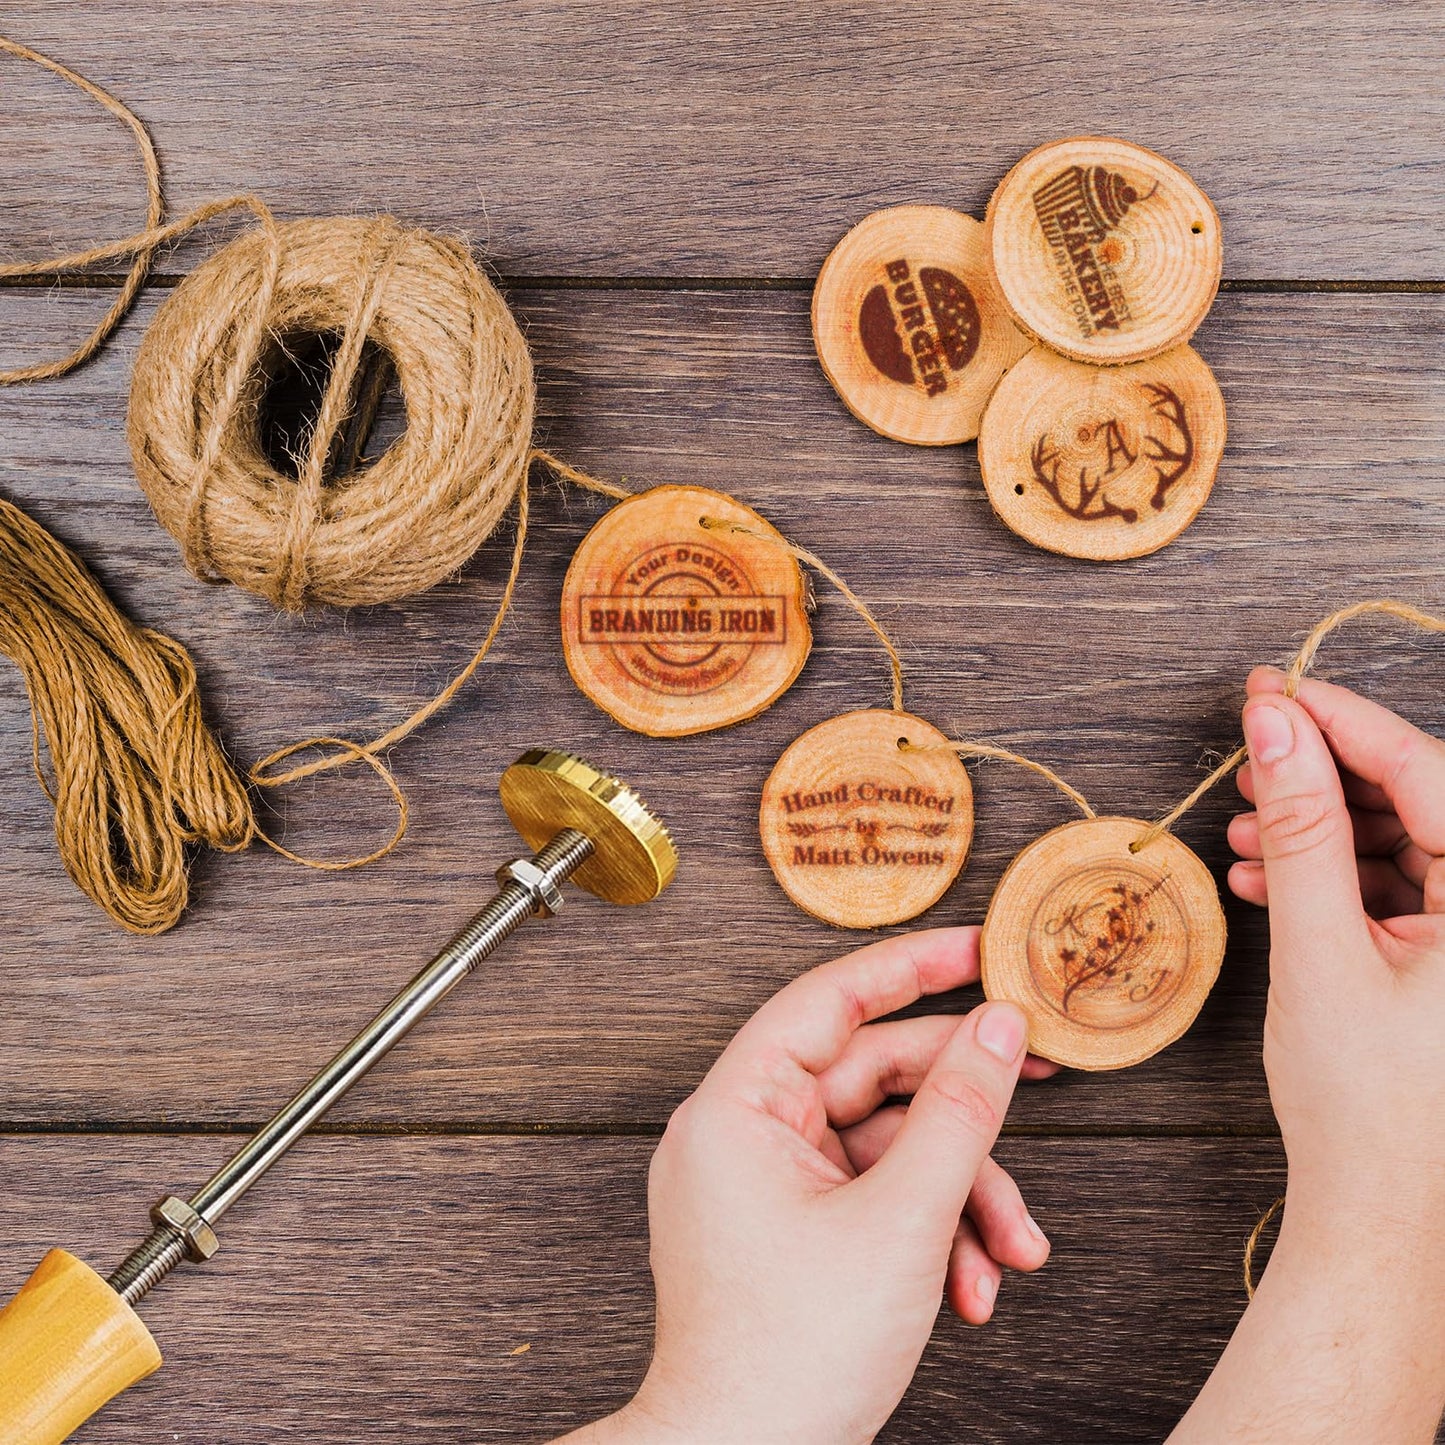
left=1025, top=1213, right=1047, bottom=1244
left=975, top=1274, right=997, bottom=1308
left=1244, top=701, right=1295, bottom=765
left=977, top=1004, right=1026, bottom=1062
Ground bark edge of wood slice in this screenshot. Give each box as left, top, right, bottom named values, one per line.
left=812, top=205, right=1031, bottom=445
left=561, top=485, right=812, bottom=737
left=979, top=816, right=1225, bottom=1070
left=984, top=136, right=1222, bottom=366
left=977, top=343, right=1226, bottom=560
left=760, top=710, right=974, bottom=929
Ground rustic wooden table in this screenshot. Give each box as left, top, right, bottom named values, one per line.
left=2, top=5, right=1442, bottom=1441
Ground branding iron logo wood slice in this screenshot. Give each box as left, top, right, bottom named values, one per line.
left=977, top=342, right=1226, bottom=560
left=812, top=206, right=1031, bottom=445
left=984, top=137, right=1223, bottom=366
left=760, top=709, right=974, bottom=928
left=560, top=485, right=813, bottom=737
left=980, top=816, right=1226, bottom=1070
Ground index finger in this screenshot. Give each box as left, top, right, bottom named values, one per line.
left=718, top=926, right=981, bottom=1078
left=1249, top=667, right=1445, bottom=853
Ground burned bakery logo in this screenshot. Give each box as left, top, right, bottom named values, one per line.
left=1032, top=164, right=1157, bottom=338
left=858, top=260, right=982, bottom=396
left=1028, top=383, right=1193, bottom=524
left=1029, top=864, right=1185, bottom=1026
left=776, top=781, right=959, bottom=868
left=580, top=540, right=786, bottom=697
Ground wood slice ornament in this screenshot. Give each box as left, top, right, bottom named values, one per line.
left=760, top=710, right=974, bottom=929
left=977, top=343, right=1226, bottom=560
left=980, top=817, right=1225, bottom=1070
left=985, top=137, right=1222, bottom=366
left=560, top=485, right=812, bottom=736
left=812, top=205, right=1031, bottom=445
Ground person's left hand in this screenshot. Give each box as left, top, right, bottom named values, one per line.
left=562, top=927, right=1056, bottom=1445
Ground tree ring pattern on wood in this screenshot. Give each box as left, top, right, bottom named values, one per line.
left=984, top=137, right=1222, bottom=366
left=760, top=710, right=974, bottom=928
left=561, top=485, right=812, bottom=736
left=812, top=206, right=1031, bottom=445
left=978, top=343, right=1225, bottom=560
left=980, top=817, right=1226, bottom=1070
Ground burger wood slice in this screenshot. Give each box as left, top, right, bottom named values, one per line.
left=980, top=816, right=1226, bottom=1070
left=560, top=485, right=812, bottom=737
left=812, top=205, right=1031, bottom=445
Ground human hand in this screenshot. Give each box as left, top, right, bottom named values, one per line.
left=1227, top=667, right=1445, bottom=1228
left=564, top=928, right=1053, bottom=1445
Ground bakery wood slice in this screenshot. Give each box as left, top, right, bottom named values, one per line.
left=977, top=343, right=1225, bottom=560
left=812, top=205, right=1031, bottom=445
left=980, top=816, right=1226, bottom=1070
left=985, top=137, right=1223, bottom=366
left=560, top=485, right=812, bottom=737
left=760, top=710, right=974, bottom=928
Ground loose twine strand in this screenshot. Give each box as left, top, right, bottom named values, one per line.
left=1243, top=1196, right=1285, bottom=1300
left=0, top=35, right=632, bottom=930
left=1130, top=600, right=1445, bottom=854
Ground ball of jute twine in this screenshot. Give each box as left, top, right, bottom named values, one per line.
left=0, top=33, right=628, bottom=933
left=129, top=212, right=535, bottom=611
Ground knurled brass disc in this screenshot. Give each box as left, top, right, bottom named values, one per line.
left=759, top=710, right=974, bottom=929
left=977, top=343, right=1225, bottom=561
left=812, top=205, right=1031, bottom=445
left=984, top=137, right=1222, bottom=366
left=499, top=749, right=678, bottom=905
left=980, top=816, right=1225, bottom=1070
left=561, top=485, right=812, bottom=737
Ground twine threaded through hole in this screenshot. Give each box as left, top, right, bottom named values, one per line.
left=699, top=516, right=905, bottom=713
left=904, top=739, right=1097, bottom=820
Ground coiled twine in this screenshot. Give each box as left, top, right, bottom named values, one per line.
left=128, top=214, right=535, bottom=610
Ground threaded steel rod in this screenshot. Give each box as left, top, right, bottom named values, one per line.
left=107, top=828, right=594, bottom=1304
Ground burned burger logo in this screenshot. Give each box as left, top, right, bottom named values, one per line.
left=1032, top=164, right=1157, bottom=339
left=857, top=260, right=982, bottom=396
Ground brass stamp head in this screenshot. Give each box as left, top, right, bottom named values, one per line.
left=499, top=750, right=677, bottom=905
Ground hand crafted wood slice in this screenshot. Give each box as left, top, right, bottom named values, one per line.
left=561, top=485, right=812, bottom=736
left=985, top=137, right=1223, bottom=365
left=980, top=817, right=1226, bottom=1070
left=811, top=205, right=1031, bottom=445
left=760, top=710, right=974, bottom=929
left=977, top=343, right=1225, bottom=560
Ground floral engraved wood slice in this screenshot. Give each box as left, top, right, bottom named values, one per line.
left=560, top=485, right=812, bottom=737
left=760, top=710, right=974, bottom=929
left=980, top=816, right=1226, bottom=1070
left=812, top=206, right=1031, bottom=445
left=984, top=137, right=1222, bottom=366
left=977, top=343, right=1225, bottom=560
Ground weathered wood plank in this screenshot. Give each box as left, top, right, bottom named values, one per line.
left=0, top=1134, right=1289, bottom=1443
left=0, top=287, right=1441, bottom=1129
left=2, top=2, right=1443, bottom=280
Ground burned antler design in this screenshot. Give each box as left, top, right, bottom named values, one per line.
left=1139, top=383, right=1194, bottom=512
left=1030, top=436, right=1139, bottom=525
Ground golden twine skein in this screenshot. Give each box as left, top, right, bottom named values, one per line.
left=0, top=34, right=630, bottom=932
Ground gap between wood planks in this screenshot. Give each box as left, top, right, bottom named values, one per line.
left=0, top=1120, right=1285, bottom=1139
left=0, top=274, right=1441, bottom=294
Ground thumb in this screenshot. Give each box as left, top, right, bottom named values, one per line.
left=858, top=1002, right=1026, bottom=1236
left=1242, top=693, right=1368, bottom=959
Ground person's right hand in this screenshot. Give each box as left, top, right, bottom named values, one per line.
left=1226, top=667, right=1445, bottom=1229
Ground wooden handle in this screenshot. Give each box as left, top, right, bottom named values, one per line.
left=0, top=1249, right=162, bottom=1445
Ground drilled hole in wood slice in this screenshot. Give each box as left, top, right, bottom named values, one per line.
left=560, top=485, right=812, bottom=737
left=811, top=206, right=1031, bottom=446
left=984, top=137, right=1223, bottom=366
left=980, top=817, right=1225, bottom=1070
left=978, top=343, right=1225, bottom=560
left=760, top=710, right=974, bottom=929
